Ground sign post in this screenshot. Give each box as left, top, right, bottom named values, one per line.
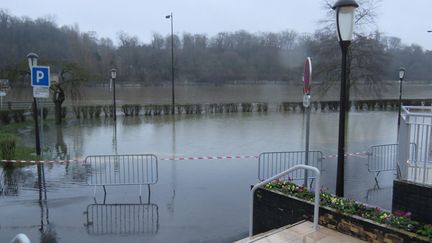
left=0, top=79, right=10, bottom=109
left=31, top=66, right=50, bottom=156
left=303, top=57, right=312, bottom=187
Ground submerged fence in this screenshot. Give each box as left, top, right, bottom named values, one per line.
left=367, top=143, right=417, bottom=176
left=84, top=154, right=158, bottom=196
left=258, top=151, right=323, bottom=182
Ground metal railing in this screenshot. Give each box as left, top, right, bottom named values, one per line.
left=367, top=143, right=416, bottom=183
left=249, top=165, right=320, bottom=238
left=399, top=106, right=432, bottom=185
left=258, top=151, right=323, bottom=182
left=84, top=154, right=158, bottom=196
left=84, top=203, right=159, bottom=235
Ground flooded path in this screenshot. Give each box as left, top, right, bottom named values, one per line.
left=0, top=111, right=397, bottom=242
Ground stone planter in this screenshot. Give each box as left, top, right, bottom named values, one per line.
left=253, top=188, right=430, bottom=243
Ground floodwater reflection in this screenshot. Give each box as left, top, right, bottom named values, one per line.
left=84, top=202, right=159, bottom=235
left=54, top=125, right=67, bottom=161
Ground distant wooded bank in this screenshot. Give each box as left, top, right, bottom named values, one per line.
left=1, top=9, right=431, bottom=95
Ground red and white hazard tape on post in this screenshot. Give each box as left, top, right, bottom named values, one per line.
left=0, top=152, right=368, bottom=164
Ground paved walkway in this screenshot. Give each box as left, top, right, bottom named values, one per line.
left=235, top=221, right=366, bottom=243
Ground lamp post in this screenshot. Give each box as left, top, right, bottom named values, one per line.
left=166, top=12, right=175, bottom=115
left=333, top=0, right=359, bottom=197
left=27, top=52, right=41, bottom=156
left=111, top=68, right=117, bottom=121
left=397, top=68, right=406, bottom=131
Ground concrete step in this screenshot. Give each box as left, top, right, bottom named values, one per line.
left=235, top=221, right=366, bottom=243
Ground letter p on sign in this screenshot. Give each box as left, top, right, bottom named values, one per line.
left=36, top=70, right=44, bottom=82
left=31, top=66, right=50, bottom=87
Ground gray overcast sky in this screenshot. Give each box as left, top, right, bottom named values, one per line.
left=2, top=0, right=432, bottom=49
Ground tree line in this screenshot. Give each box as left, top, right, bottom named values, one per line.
left=0, top=9, right=431, bottom=90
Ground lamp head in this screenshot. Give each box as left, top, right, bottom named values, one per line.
left=111, top=68, right=117, bottom=79
left=333, top=0, right=359, bottom=42
left=26, top=52, right=39, bottom=69
left=332, top=0, right=359, bottom=10
left=399, top=67, right=406, bottom=80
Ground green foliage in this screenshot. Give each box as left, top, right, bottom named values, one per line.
left=417, top=225, right=432, bottom=239
left=13, top=146, right=38, bottom=161
left=11, top=110, right=26, bottom=123
left=265, top=179, right=431, bottom=239
left=0, top=110, right=11, bottom=124
left=0, top=134, right=16, bottom=159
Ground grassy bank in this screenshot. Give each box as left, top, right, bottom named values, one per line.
left=0, top=120, right=39, bottom=161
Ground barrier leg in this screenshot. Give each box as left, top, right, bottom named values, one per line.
left=148, top=185, right=151, bottom=204
left=93, top=186, right=97, bottom=197
left=374, top=171, right=381, bottom=188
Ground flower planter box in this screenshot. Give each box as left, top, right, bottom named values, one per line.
left=393, top=179, right=432, bottom=225
left=253, top=188, right=430, bottom=242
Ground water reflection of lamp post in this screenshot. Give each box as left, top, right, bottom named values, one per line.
left=165, top=13, right=175, bottom=115
left=27, top=52, right=41, bottom=156
left=111, top=68, right=117, bottom=121
left=397, top=68, right=406, bottom=131
left=333, top=0, right=359, bottom=197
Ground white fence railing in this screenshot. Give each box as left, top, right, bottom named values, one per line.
left=398, top=106, right=432, bottom=185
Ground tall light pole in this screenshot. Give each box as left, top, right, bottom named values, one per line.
left=397, top=68, right=406, bottom=132
left=166, top=12, right=175, bottom=115
left=333, top=0, right=359, bottom=197
left=111, top=68, right=117, bottom=121
left=27, top=52, right=41, bottom=156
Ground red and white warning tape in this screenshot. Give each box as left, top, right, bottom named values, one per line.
left=0, top=159, right=82, bottom=164
left=0, top=151, right=368, bottom=164
left=323, top=151, right=368, bottom=159
left=159, top=155, right=258, bottom=161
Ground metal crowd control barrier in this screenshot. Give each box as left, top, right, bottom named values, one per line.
left=84, top=203, right=159, bottom=235
left=367, top=143, right=416, bottom=184
left=258, top=151, right=323, bottom=183
left=84, top=154, right=158, bottom=197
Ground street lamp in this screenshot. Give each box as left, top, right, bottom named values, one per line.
left=333, top=0, right=359, bottom=197
left=397, top=67, right=406, bottom=131
left=111, top=68, right=117, bottom=121
left=166, top=12, right=175, bottom=115
left=27, top=52, right=41, bottom=156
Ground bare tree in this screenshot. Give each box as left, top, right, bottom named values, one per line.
left=310, top=0, right=386, bottom=98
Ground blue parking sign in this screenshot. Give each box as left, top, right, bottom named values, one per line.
left=31, top=66, right=50, bottom=87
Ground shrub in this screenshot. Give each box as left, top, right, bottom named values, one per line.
left=12, top=110, right=25, bottom=123
left=0, top=135, right=16, bottom=160
left=0, top=110, right=11, bottom=124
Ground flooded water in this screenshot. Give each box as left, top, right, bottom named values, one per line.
left=1, top=111, right=399, bottom=243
